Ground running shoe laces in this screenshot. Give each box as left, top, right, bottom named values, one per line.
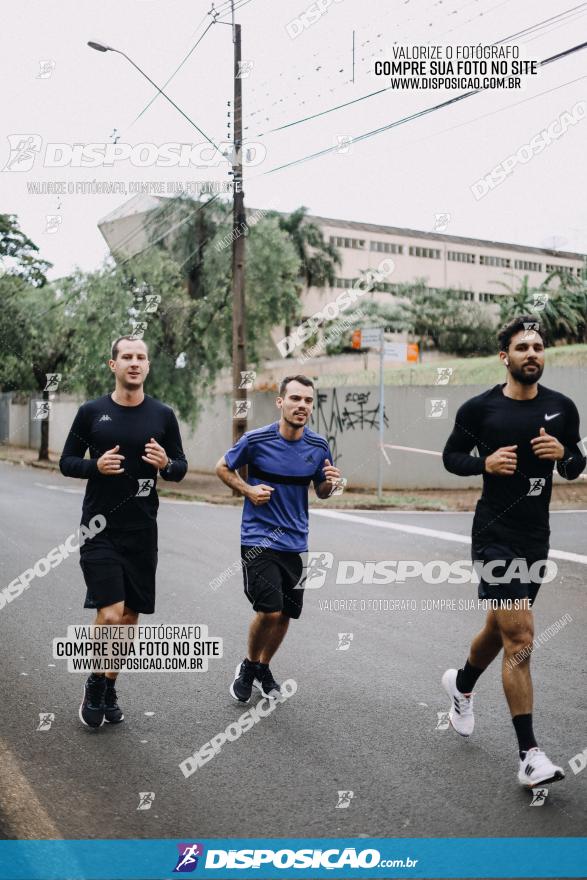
left=87, top=675, right=106, bottom=708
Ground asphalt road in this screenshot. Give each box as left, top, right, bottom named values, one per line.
left=0, top=460, right=586, bottom=844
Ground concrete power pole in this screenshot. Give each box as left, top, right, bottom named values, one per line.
left=231, top=5, right=247, bottom=446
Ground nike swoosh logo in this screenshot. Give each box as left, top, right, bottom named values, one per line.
left=544, top=413, right=560, bottom=421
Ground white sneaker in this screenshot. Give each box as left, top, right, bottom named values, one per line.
left=441, top=668, right=475, bottom=737
left=517, top=748, right=565, bottom=788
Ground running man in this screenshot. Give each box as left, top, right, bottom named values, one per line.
left=60, top=336, right=187, bottom=727
left=215, top=375, right=343, bottom=703
left=442, top=315, right=585, bottom=787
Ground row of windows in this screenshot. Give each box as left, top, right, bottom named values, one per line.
left=545, top=263, right=578, bottom=275
left=409, top=246, right=441, bottom=259
left=448, top=251, right=475, bottom=264
left=330, top=236, right=366, bottom=249
left=328, top=235, right=582, bottom=275
left=514, top=260, right=542, bottom=272
left=333, top=278, right=498, bottom=303
left=480, top=255, right=510, bottom=267
left=370, top=241, right=404, bottom=254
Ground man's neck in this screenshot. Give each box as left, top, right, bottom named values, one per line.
left=502, top=378, right=538, bottom=401
left=278, top=418, right=304, bottom=441
left=111, top=386, right=145, bottom=407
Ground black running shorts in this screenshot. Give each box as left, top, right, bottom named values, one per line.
left=472, top=540, right=550, bottom=607
left=80, top=525, right=158, bottom=614
left=241, top=545, right=304, bottom=619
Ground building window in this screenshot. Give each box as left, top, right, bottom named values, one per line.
left=479, top=255, right=511, bottom=268
left=545, top=263, right=573, bottom=274
left=329, top=236, right=365, bottom=250
left=447, top=251, right=476, bottom=264
left=369, top=240, right=403, bottom=254
left=478, top=292, right=497, bottom=303
left=408, top=246, right=441, bottom=259
left=514, top=259, right=542, bottom=272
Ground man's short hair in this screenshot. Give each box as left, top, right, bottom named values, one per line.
left=497, top=315, right=547, bottom=352
left=279, top=375, right=315, bottom=398
left=111, top=335, right=149, bottom=360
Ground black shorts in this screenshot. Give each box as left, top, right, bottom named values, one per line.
left=80, top=525, right=158, bottom=614
left=472, top=540, right=550, bottom=607
left=241, top=545, right=304, bottom=619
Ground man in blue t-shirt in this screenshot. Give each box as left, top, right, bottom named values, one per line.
left=216, top=375, right=343, bottom=703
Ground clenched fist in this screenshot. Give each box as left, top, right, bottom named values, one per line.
left=246, top=484, right=274, bottom=506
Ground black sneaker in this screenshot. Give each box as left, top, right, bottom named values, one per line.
left=104, top=679, right=124, bottom=724
left=229, top=658, right=257, bottom=703
left=253, top=663, right=281, bottom=700
left=79, top=674, right=106, bottom=728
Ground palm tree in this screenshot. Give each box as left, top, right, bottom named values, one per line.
left=271, top=207, right=341, bottom=352
left=497, top=272, right=587, bottom=344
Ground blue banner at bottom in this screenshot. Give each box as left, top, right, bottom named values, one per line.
left=0, top=838, right=585, bottom=879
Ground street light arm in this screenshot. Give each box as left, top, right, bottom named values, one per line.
left=87, top=41, right=224, bottom=157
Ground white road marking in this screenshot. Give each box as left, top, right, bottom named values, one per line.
left=31, top=481, right=587, bottom=562
left=34, top=482, right=83, bottom=495
left=33, top=483, right=216, bottom=506
left=310, top=509, right=587, bottom=565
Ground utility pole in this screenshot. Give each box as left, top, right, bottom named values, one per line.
left=231, top=1, right=247, bottom=446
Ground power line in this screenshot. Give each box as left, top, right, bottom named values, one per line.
left=399, top=74, right=586, bottom=147
left=130, top=20, right=216, bottom=126
left=130, top=0, right=256, bottom=127
left=252, top=4, right=587, bottom=138
left=264, top=40, right=587, bottom=175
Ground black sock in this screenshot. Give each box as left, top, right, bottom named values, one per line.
left=456, top=660, right=484, bottom=694
left=512, top=713, right=538, bottom=758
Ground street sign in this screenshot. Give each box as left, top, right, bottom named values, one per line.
left=384, top=342, right=419, bottom=363
left=352, top=328, right=418, bottom=362
left=351, top=327, right=382, bottom=349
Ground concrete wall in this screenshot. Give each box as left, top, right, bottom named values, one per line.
left=6, top=366, right=585, bottom=490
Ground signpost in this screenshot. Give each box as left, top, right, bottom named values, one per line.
left=352, top=327, right=419, bottom=499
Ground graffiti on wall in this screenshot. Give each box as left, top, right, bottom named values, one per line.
left=310, top=389, right=388, bottom=465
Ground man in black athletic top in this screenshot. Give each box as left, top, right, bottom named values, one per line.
left=441, top=315, right=585, bottom=787
left=60, top=336, right=187, bottom=728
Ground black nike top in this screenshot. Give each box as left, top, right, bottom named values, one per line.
left=59, top=394, right=188, bottom=530
left=443, top=383, right=585, bottom=548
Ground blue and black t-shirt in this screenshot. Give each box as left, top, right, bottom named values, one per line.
left=224, top=422, right=333, bottom=552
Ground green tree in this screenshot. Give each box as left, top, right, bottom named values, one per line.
left=0, top=216, right=59, bottom=459
left=269, top=206, right=341, bottom=350
left=0, top=213, right=52, bottom=287
left=62, top=214, right=301, bottom=425
left=497, top=272, right=587, bottom=344
left=142, top=193, right=222, bottom=299
left=393, top=282, right=495, bottom=355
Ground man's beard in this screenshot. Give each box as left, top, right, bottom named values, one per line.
left=283, top=412, right=307, bottom=429
left=509, top=362, right=544, bottom=385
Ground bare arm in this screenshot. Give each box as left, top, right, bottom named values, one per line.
left=215, top=456, right=274, bottom=506
left=215, top=456, right=250, bottom=497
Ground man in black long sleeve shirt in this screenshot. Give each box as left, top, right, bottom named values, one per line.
left=440, top=315, right=585, bottom=789
left=60, top=335, right=187, bottom=728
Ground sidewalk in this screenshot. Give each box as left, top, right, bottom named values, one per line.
left=2, top=443, right=586, bottom=511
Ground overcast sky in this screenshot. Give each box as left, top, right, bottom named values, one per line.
left=2, top=0, right=586, bottom=279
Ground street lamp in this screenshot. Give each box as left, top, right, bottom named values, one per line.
left=87, top=41, right=220, bottom=150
